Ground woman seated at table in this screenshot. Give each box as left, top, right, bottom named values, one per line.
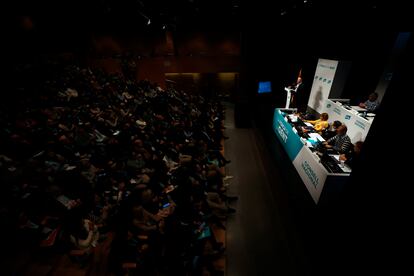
left=304, top=113, right=329, bottom=133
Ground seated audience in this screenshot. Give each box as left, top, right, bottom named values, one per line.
left=68, top=215, right=100, bottom=252
left=1, top=61, right=234, bottom=275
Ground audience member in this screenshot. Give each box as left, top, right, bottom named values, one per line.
left=68, top=214, right=100, bottom=252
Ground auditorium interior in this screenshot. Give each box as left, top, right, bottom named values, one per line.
left=2, top=1, right=412, bottom=276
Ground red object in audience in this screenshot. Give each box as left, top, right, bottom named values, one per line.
left=40, top=226, right=61, bottom=247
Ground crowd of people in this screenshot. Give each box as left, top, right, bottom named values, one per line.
left=0, top=61, right=235, bottom=275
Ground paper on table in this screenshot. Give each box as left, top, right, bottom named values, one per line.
left=288, top=115, right=298, bottom=122
left=308, top=133, right=325, bottom=142
left=331, top=154, right=340, bottom=161
left=351, top=105, right=367, bottom=112
left=331, top=154, right=351, bottom=173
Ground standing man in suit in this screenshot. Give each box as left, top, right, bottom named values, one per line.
left=290, top=77, right=309, bottom=113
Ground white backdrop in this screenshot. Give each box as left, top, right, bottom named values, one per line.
left=308, top=59, right=338, bottom=113
left=322, top=99, right=374, bottom=143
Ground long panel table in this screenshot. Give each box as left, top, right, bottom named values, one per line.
left=273, top=108, right=350, bottom=204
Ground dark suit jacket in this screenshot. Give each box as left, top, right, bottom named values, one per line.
left=293, top=83, right=309, bottom=113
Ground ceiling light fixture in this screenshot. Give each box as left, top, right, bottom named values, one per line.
left=138, top=10, right=151, bottom=26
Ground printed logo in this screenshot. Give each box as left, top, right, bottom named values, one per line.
left=318, top=64, right=336, bottom=70
left=345, top=115, right=351, bottom=120
left=277, top=121, right=288, bottom=143
left=333, top=107, right=341, bottom=115
left=385, top=72, right=393, bottom=81
left=301, top=161, right=319, bottom=188
left=355, top=120, right=366, bottom=130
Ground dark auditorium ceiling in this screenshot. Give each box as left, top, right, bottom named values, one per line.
left=12, top=0, right=409, bottom=34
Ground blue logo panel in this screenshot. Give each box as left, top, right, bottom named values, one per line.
left=273, top=109, right=304, bottom=161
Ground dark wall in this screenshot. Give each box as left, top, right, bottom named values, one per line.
left=8, top=17, right=241, bottom=90
left=325, top=33, right=413, bottom=275
left=165, top=73, right=238, bottom=99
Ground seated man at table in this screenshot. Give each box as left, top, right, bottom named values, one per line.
left=322, top=120, right=342, bottom=140
left=304, top=112, right=329, bottom=133
left=359, top=92, right=379, bottom=113
left=339, top=141, right=363, bottom=169
left=323, top=125, right=352, bottom=154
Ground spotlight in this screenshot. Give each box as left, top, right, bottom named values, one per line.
left=147, top=18, right=151, bottom=25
